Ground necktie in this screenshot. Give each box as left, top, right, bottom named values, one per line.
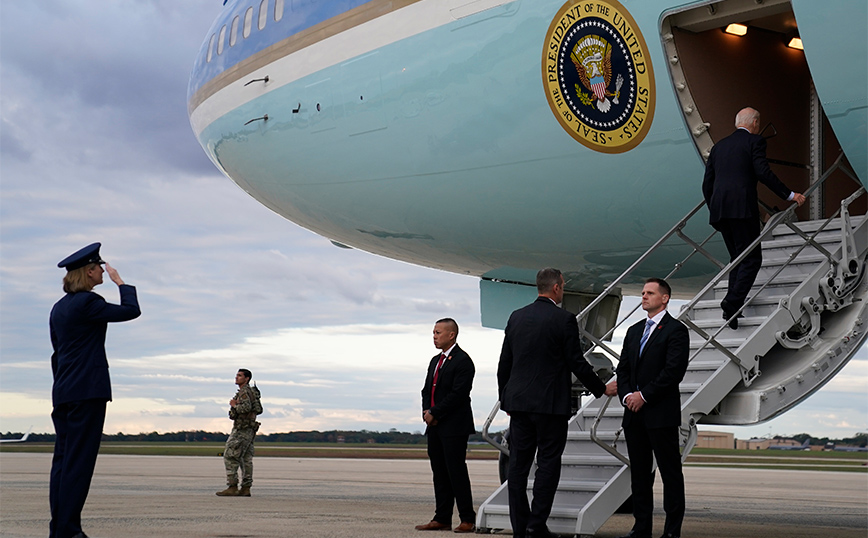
left=639, top=319, right=654, bottom=355
left=430, top=353, right=446, bottom=407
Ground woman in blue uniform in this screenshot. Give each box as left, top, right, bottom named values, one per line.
left=49, top=243, right=141, bottom=538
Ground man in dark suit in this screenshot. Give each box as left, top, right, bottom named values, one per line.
left=498, top=268, right=617, bottom=538
left=416, top=318, right=477, bottom=533
left=702, top=107, right=805, bottom=327
left=616, top=278, right=689, bottom=538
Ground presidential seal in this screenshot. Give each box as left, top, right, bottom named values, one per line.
left=542, top=0, right=655, bottom=153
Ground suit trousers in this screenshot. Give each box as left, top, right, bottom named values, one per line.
left=716, top=217, right=762, bottom=309
left=624, top=418, right=685, bottom=537
left=506, top=412, right=569, bottom=535
left=50, top=399, right=107, bottom=538
left=426, top=426, right=475, bottom=524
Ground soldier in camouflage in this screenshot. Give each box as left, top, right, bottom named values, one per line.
left=216, top=368, right=262, bottom=497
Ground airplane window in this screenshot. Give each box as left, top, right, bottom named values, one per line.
left=243, top=7, right=253, bottom=38
left=217, top=25, right=226, bottom=55
left=274, top=0, right=284, bottom=21
left=230, top=16, right=239, bottom=47
left=206, top=34, right=215, bottom=62
left=259, top=0, right=268, bottom=30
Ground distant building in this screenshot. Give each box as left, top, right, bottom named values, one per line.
left=736, top=438, right=771, bottom=450
left=695, top=431, right=734, bottom=449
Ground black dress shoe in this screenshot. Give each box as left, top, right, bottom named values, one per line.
left=720, top=300, right=743, bottom=329
left=659, top=534, right=680, bottom=538
left=526, top=528, right=557, bottom=538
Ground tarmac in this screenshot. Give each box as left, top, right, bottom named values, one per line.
left=1, top=453, right=865, bottom=538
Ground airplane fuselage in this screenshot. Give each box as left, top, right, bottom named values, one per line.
left=188, top=0, right=867, bottom=294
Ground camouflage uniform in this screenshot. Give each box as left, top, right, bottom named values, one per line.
left=223, top=384, right=261, bottom=488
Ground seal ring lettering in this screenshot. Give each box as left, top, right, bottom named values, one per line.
left=542, top=0, right=655, bottom=153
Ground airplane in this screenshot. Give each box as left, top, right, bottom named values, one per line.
left=188, top=0, right=867, bottom=533
left=0, top=427, right=32, bottom=444
left=768, top=438, right=811, bottom=450
left=187, top=0, right=865, bottom=316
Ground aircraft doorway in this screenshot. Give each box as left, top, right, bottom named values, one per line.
left=661, top=0, right=865, bottom=220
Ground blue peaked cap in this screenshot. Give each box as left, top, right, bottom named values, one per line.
left=57, top=242, right=105, bottom=271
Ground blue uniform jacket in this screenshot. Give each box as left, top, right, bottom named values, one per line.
left=49, top=285, right=140, bottom=406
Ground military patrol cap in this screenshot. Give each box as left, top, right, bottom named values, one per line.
left=57, top=242, right=105, bottom=271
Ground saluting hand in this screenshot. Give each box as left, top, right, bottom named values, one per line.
left=105, top=262, right=125, bottom=286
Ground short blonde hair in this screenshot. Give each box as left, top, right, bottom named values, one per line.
left=62, top=264, right=96, bottom=293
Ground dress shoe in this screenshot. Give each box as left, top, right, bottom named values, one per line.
left=720, top=300, right=743, bottom=330
left=526, top=528, right=557, bottom=538
left=659, top=534, right=680, bottom=538
left=415, top=520, right=451, bottom=531
left=71, top=533, right=89, bottom=538
left=453, top=521, right=475, bottom=533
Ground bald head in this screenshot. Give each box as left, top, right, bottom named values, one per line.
left=735, top=107, right=760, bottom=134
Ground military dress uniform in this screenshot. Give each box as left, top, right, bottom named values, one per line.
left=220, top=384, right=261, bottom=496
left=49, top=243, right=141, bottom=538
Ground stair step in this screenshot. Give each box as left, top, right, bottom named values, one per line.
left=760, top=253, right=828, bottom=267
left=561, top=454, right=626, bottom=467
left=482, top=504, right=582, bottom=520
left=692, top=296, right=786, bottom=310
left=528, top=479, right=608, bottom=493
left=713, top=273, right=807, bottom=290
left=767, top=216, right=862, bottom=237
left=687, top=359, right=728, bottom=370
left=680, top=382, right=702, bottom=393
left=568, top=430, right=622, bottom=442
left=691, top=316, right=766, bottom=329
left=688, top=337, right=742, bottom=350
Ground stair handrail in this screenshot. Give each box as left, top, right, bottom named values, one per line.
left=590, top=395, right=630, bottom=465
left=481, top=399, right=509, bottom=457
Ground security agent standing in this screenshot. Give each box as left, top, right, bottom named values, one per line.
left=615, top=278, right=689, bottom=538
left=416, top=318, right=477, bottom=533
left=702, top=107, right=806, bottom=328
left=49, top=243, right=141, bottom=538
left=216, top=368, right=262, bottom=497
left=497, top=268, right=617, bottom=538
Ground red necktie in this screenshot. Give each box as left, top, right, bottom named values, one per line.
left=430, top=353, right=446, bottom=407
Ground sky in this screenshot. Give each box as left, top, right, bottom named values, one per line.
left=1, top=1, right=865, bottom=442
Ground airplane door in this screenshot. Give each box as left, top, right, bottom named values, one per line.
left=792, top=0, right=867, bottom=183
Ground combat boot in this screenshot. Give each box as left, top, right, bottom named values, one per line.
left=216, top=485, right=240, bottom=496
left=238, top=486, right=251, bottom=497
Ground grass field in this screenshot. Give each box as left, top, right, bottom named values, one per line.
left=1, top=443, right=865, bottom=471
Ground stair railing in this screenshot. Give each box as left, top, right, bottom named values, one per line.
left=675, top=153, right=862, bottom=383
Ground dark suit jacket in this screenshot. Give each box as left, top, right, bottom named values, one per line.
left=421, top=344, right=476, bottom=437
left=702, top=128, right=792, bottom=225
left=50, top=285, right=141, bottom=406
left=498, top=297, right=606, bottom=415
left=616, top=312, right=689, bottom=429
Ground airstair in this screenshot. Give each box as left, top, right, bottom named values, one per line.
left=476, top=155, right=866, bottom=537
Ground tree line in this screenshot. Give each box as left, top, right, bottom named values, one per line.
left=0, top=429, right=490, bottom=444
left=2, top=430, right=864, bottom=447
